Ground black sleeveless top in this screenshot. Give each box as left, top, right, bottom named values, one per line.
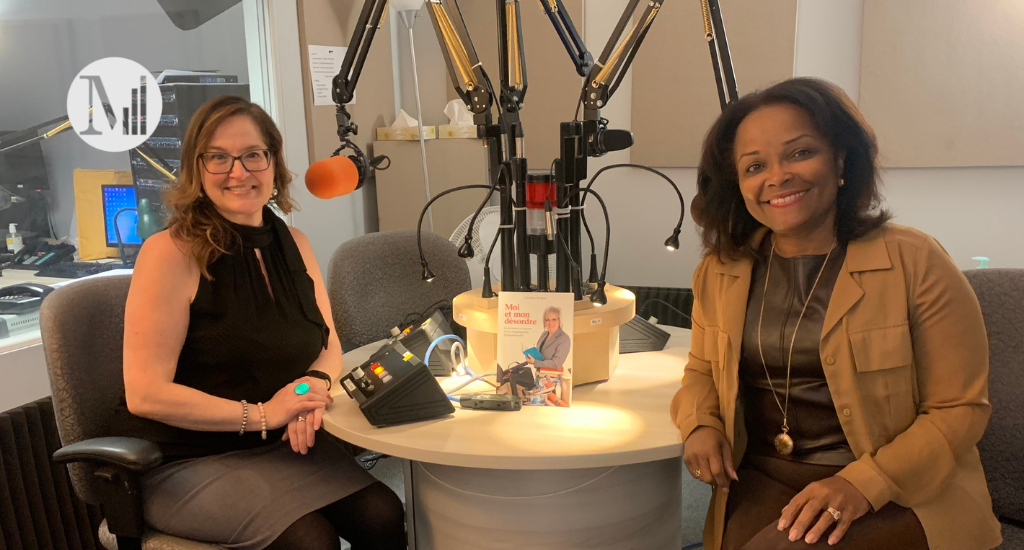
left=739, top=236, right=856, bottom=466
left=112, top=207, right=330, bottom=462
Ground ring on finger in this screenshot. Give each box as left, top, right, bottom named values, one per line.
left=826, top=507, right=841, bottom=521
left=297, top=416, right=306, bottom=422
left=693, top=468, right=701, bottom=478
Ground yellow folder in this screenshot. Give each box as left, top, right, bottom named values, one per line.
left=73, top=169, right=132, bottom=261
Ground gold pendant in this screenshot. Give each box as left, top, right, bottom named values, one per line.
left=774, top=432, right=794, bottom=456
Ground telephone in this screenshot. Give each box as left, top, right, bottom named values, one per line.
left=5, top=241, right=76, bottom=270
left=0, top=283, right=54, bottom=314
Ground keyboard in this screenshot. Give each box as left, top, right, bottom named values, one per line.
left=35, top=262, right=131, bottom=279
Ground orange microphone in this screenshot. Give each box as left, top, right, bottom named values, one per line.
left=305, top=154, right=362, bottom=199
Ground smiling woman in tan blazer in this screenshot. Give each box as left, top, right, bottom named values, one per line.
left=670, top=78, right=1001, bottom=550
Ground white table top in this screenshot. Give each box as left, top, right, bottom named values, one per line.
left=322, top=326, right=690, bottom=470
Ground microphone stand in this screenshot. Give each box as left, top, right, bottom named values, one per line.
left=328, top=0, right=738, bottom=298
left=329, top=0, right=392, bottom=186
left=546, top=0, right=663, bottom=299
left=495, top=0, right=531, bottom=291
left=701, top=0, right=740, bottom=109
left=542, top=0, right=740, bottom=298
left=328, top=0, right=525, bottom=292
left=425, top=0, right=518, bottom=290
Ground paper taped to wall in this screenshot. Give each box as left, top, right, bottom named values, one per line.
left=308, top=45, right=352, bottom=106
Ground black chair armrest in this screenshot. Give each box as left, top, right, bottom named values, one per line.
left=53, top=436, right=163, bottom=472
left=53, top=437, right=163, bottom=542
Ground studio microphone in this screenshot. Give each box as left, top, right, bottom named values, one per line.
left=595, top=128, right=633, bottom=155
left=305, top=155, right=361, bottom=199
left=305, top=151, right=390, bottom=199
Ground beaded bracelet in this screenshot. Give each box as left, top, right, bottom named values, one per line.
left=239, top=400, right=249, bottom=436
left=257, top=402, right=267, bottom=440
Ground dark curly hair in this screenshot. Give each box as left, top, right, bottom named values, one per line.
left=696, top=77, right=890, bottom=261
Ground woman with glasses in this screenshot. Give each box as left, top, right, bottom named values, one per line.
left=112, top=96, right=406, bottom=550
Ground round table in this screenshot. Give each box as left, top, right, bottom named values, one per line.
left=323, top=325, right=691, bottom=550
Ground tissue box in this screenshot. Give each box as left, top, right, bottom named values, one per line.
left=376, top=126, right=437, bottom=141
left=437, top=125, right=479, bottom=139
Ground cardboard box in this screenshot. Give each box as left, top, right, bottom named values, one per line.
left=437, top=125, right=479, bottom=139
left=375, top=126, right=437, bottom=141
left=73, top=169, right=133, bottom=260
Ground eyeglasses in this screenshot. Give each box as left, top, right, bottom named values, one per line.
left=199, top=150, right=271, bottom=174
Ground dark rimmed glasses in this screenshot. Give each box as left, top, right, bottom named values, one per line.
left=200, top=149, right=271, bottom=174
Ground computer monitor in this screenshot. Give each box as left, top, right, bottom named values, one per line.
left=0, top=130, right=50, bottom=192
left=101, top=185, right=141, bottom=247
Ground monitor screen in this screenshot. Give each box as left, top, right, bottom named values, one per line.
left=0, top=130, right=50, bottom=192
left=102, top=185, right=141, bottom=247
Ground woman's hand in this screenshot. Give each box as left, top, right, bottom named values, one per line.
left=683, top=426, right=738, bottom=491
left=525, top=356, right=535, bottom=365
left=282, top=407, right=325, bottom=454
left=263, top=377, right=334, bottom=430
left=778, top=475, right=871, bottom=545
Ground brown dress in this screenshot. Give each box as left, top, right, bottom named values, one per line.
left=721, top=239, right=928, bottom=550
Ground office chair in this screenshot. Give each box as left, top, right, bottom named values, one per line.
left=965, top=268, right=1024, bottom=549
left=327, top=230, right=471, bottom=349
left=40, top=275, right=220, bottom=550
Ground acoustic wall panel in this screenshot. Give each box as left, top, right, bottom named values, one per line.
left=859, top=0, right=1024, bottom=167
left=630, top=0, right=797, bottom=167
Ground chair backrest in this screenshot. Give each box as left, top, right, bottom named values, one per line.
left=964, top=268, right=1024, bottom=524
left=40, top=275, right=132, bottom=505
left=327, top=230, right=471, bottom=347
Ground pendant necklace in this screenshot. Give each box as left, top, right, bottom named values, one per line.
left=756, top=237, right=836, bottom=456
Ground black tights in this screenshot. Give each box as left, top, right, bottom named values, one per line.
left=265, top=481, right=406, bottom=550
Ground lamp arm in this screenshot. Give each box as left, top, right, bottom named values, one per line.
left=564, top=187, right=610, bottom=284
left=417, top=184, right=492, bottom=266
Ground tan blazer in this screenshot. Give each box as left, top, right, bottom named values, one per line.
left=670, top=223, right=1002, bottom=550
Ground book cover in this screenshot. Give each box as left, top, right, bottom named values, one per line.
left=496, top=292, right=574, bottom=407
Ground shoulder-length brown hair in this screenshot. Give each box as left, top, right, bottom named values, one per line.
left=696, top=77, right=890, bottom=261
left=164, top=96, right=296, bottom=279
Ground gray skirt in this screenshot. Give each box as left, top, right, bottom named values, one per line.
left=141, top=435, right=375, bottom=549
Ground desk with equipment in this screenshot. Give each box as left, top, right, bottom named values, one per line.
left=1, top=182, right=136, bottom=412
left=323, top=325, right=690, bottom=550
left=0, top=267, right=137, bottom=413
left=0, top=269, right=71, bottom=411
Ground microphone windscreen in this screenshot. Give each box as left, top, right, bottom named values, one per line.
left=305, top=155, right=360, bottom=199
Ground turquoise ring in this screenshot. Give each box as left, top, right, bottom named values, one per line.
left=294, top=382, right=310, bottom=395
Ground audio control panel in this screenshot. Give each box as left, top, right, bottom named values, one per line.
left=340, top=341, right=455, bottom=427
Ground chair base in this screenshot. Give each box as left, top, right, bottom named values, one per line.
left=99, top=519, right=222, bottom=550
